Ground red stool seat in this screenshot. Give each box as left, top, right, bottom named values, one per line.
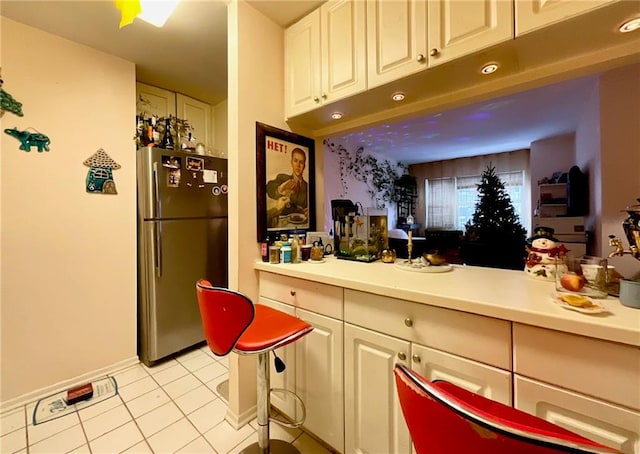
left=236, top=305, right=312, bottom=353
left=394, top=364, right=621, bottom=454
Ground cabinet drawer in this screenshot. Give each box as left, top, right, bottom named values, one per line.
left=513, top=323, right=640, bottom=411
left=515, top=376, right=639, bottom=454
left=259, top=272, right=343, bottom=319
left=412, top=344, right=512, bottom=406
left=344, top=289, right=511, bottom=369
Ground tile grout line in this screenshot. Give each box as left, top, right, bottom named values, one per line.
left=143, top=361, right=221, bottom=454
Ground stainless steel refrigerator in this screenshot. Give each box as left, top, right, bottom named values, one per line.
left=137, top=147, right=228, bottom=366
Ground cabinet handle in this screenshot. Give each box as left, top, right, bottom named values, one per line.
left=290, top=289, right=296, bottom=296
left=412, top=354, right=421, bottom=363
left=321, top=93, right=327, bottom=99
left=430, top=48, right=439, bottom=57
left=404, top=318, right=413, bottom=327
left=416, top=53, right=425, bottom=62
left=397, top=352, right=407, bottom=361
left=313, top=96, right=320, bottom=103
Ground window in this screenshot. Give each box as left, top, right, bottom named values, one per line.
left=426, top=171, right=526, bottom=231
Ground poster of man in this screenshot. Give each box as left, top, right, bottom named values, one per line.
left=265, top=136, right=310, bottom=230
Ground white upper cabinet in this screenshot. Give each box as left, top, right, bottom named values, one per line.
left=427, top=0, right=514, bottom=67
left=176, top=93, right=213, bottom=150
left=366, top=0, right=428, bottom=89
left=285, top=0, right=366, bottom=118
left=136, top=82, right=176, bottom=119
left=515, top=0, right=619, bottom=36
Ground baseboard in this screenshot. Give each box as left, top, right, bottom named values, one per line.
left=0, top=356, right=139, bottom=413
left=225, top=404, right=257, bottom=430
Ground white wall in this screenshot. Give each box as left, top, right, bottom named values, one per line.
left=529, top=133, right=576, bottom=222
left=0, top=18, right=137, bottom=406
left=323, top=137, right=399, bottom=233
left=226, top=0, right=290, bottom=424
left=598, top=63, right=640, bottom=279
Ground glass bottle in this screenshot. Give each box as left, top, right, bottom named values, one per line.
left=146, top=119, right=155, bottom=147
left=291, top=232, right=301, bottom=264
left=160, top=117, right=174, bottom=150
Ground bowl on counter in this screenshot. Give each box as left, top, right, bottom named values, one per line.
left=422, top=251, right=447, bottom=266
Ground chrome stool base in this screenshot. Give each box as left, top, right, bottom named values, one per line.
left=238, top=439, right=301, bottom=454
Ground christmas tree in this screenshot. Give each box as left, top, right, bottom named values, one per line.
left=463, top=164, right=527, bottom=269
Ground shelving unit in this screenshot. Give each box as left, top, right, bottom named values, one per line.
left=394, top=175, right=418, bottom=231
left=538, top=183, right=567, bottom=217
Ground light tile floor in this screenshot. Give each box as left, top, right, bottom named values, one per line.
left=1, top=345, right=334, bottom=454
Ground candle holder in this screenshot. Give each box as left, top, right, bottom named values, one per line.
left=407, top=240, right=413, bottom=264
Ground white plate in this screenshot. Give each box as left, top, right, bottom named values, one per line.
left=395, top=260, right=452, bottom=273
left=289, top=214, right=308, bottom=224
left=551, top=293, right=609, bottom=314
left=308, top=259, right=325, bottom=264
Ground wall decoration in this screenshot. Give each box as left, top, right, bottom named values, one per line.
left=256, top=122, right=315, bottom=241
left=4, top=127, right=50, bottom=152
left=0, top=76, right=24, bottom=117
left=83, top=148, right=121, bottom=194
left=324, top=139, right=407, bottom=209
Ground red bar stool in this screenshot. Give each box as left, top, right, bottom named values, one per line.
left=196, top=279, right=313, bottom=454
left=394, top=364, right=621, bottom=454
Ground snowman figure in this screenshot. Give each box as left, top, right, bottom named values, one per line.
left=525, top=227, right=568, bottom=281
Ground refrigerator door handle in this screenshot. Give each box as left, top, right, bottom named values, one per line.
left=152, top=161, right=161, bottom=218
left=153, top=222, right=163, bottom=278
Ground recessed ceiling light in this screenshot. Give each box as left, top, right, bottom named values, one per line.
left=619, top=17, right=640, bottom=33
left=331, top=112, right=343, bottom=120
left=392, top=92, right=405, bottom=102
left=480, top=63, right=499, bottom=75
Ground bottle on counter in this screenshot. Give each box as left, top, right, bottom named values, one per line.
left=291, top=232, right=301, bottom=264
left=160, top=117, right=174, bottom=150
left=280, top=242, right=292, bottom=264
left=261, top=235, right=270, bottom=262
left=145, top=118, right=155, bottom=147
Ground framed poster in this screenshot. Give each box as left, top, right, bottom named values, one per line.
left=256, top=122, right=316, bottom=241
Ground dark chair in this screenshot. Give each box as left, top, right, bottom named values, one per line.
left=394, top=364, right=621, bottom=454
left=196, top=279, right=313, bottom=453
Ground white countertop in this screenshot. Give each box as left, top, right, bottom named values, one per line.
left=255, top=256, right=640, bottom=347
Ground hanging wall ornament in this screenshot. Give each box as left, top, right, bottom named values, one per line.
left=0, top=76, right=24, bottom=117
left=4, top=127, right=50, bottom=152
left=83, top=148, right=122, bottom=194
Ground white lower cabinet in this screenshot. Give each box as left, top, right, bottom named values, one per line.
left=344, top=323, right=411, bottom=454
left=515, top=375, right=640, bottom=454
left=410, top=344, right=512, bottom=406
left=295, top=309, right=344, bottom=452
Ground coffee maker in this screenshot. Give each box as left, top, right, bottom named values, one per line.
left=331, top=199, right=360, bottom=255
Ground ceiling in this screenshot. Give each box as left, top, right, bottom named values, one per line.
left=0, top=1, right=629, bottom=164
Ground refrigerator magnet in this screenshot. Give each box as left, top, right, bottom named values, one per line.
left=221, top=184, right=228, bottom=194
left=186, top=156, right=204, bottom=171
left=83, top=148, right=121, bottom=194
left=212, top=186, right=221, bottom=196
left=202, top=169, right=218, bottom=184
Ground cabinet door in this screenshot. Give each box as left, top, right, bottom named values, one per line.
left=411, top=344, right=512, bottom=406
left=345, top=323, right=411, bottom=454
left=176, top=93, right=213, bottom=150
left=258, top=297, right=297, bottom=417
left=427, top=0, right=513, bottom=67
left=285, top=9, right=322, bottom=118
left=295, top=309, right=344, bottom=453
left=366, top=0, right=427, bottom=89
left=136, top=82, right=176, bottom=118
left=515, top=0, right=618, bottom=36
left=515, top=376, right=640, bottom=454
left=321, top=0, right=367, bottom=105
